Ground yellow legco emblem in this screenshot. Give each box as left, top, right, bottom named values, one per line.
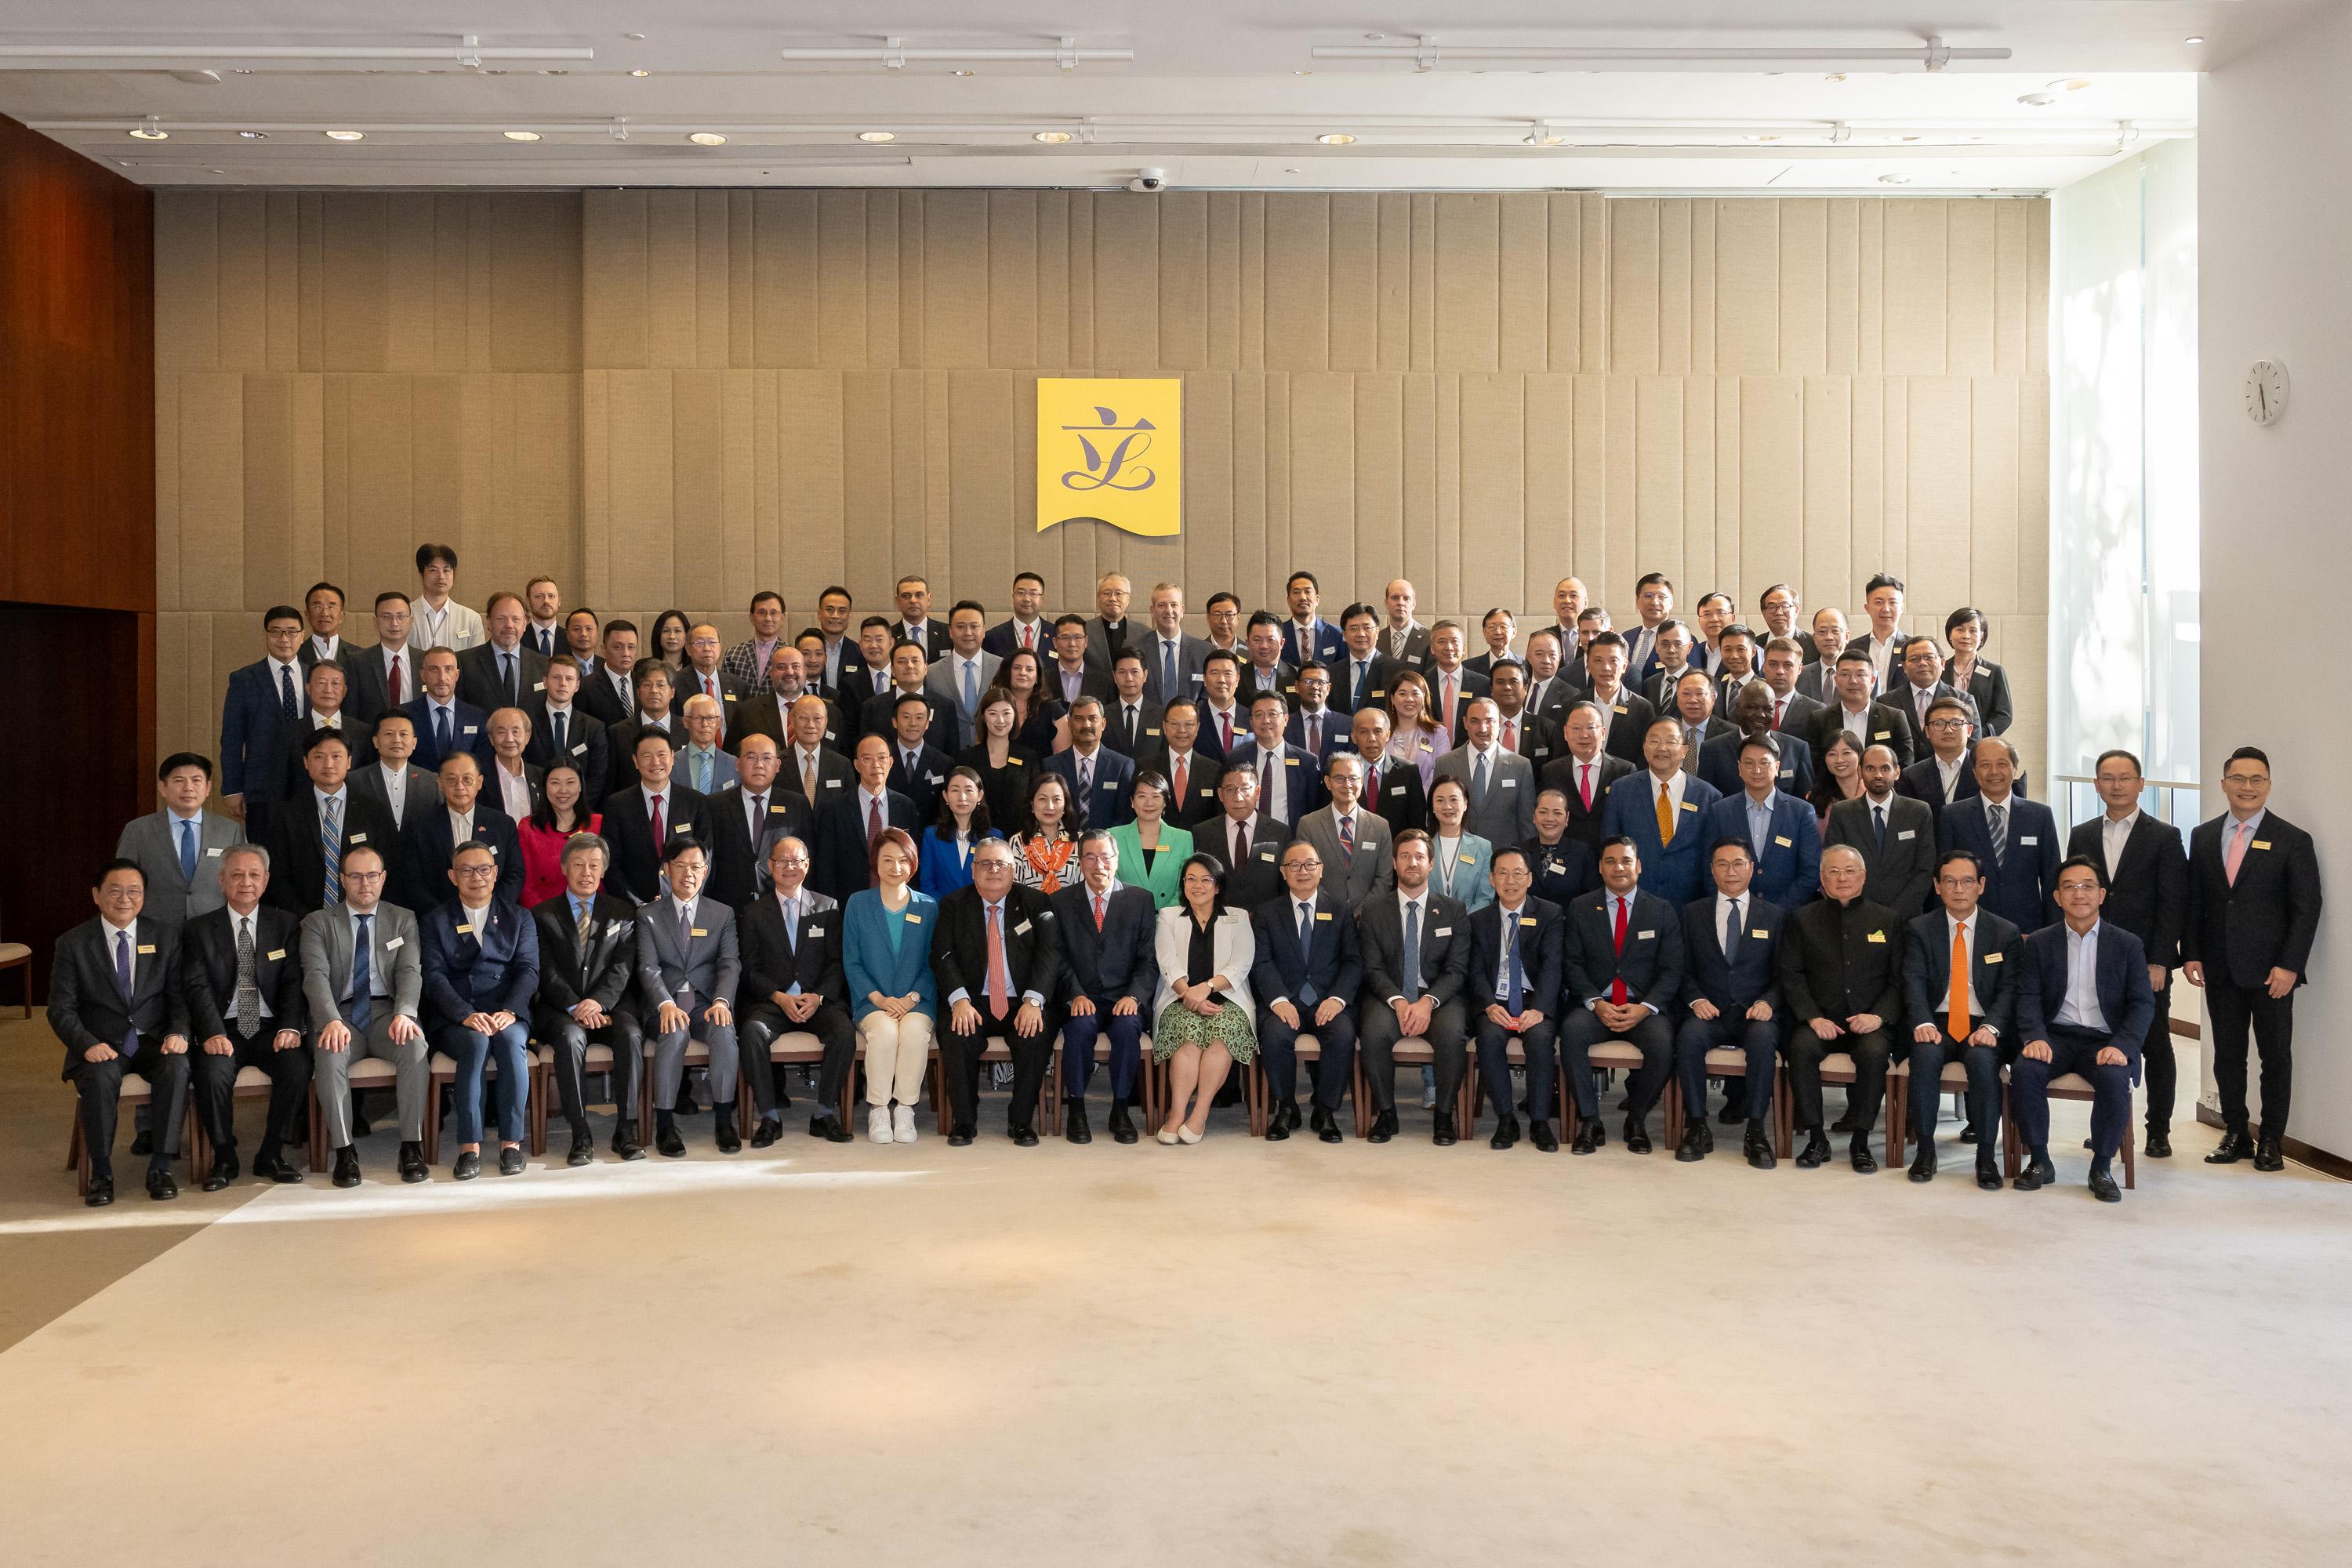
left=1037, top=378, right=1182, bottom=538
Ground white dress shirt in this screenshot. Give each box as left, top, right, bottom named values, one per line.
left=2054, top=920, right=2109, bottom=1031
left=2100, top=811, right=2139, bottom=881
left=1944, top=909, right=1984, bottom=1018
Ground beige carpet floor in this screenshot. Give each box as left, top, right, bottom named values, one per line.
left=2, top=1011, right=2344, bottom=1566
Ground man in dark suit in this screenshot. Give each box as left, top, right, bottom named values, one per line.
left=982, top=570, right=1051, bottom=659
left=1540, top=701, right=1635, bottom=856
left=1251, top=840, right=1365, bottom=1145
left=530, top=833, right=644, bottom=1164
left=1348, top=708, right=1432, bottom=840
left=1578, top=633, right=1657, bottom=767
left=1199, top=767, right=1290, bottom=912
left=931, top=837, right=1065, bottom=1146
left=1221, top=691, right=1319, bottom=835
left=1102, top=651, right=1166, bottom=760
left=606, top=664, right=689, bottom=801
left=636, top=839, right=743, bottom=1156
left=343, top=591, right=419, bottom=727
left=1045, top=613, right=1117, bottom=713
left=1332, top=604, right=1409, bottom=717
left=350, top=712, right=439, bottom=842
left=1236, top=612, right=1300, bottom=711
left=2183, top=746, right=2324, bottom=1171
left=401, top=753, right=524, bottom=913
left=419, top=841, right=539, bottom=1178
left=1755, top=636, right=1827, bottom=739
left=1757, top=586, right=1818, bottom=665
left=49, top=860, right=194, bottom=1205
left=780, top=692, right=860, bottom=811
left=1421, top=622, right=1489, bottom=750
left=265, top=729, right=398, bottom=916
left=1896, top=697, right=1980, bottom=819
left=1900, top=850, right=2022, bottom=1187
left=523, top=655, right=612, bottom=804
left=1464, top=848, right=1565, bottom=1152
left=1354, top=832, right=1473, bottom=1145
left=880, top=695, right=958, bottom=827
left=1698, top=683, right=1814, bottom=801
left=1520, top=628, right=1581, bottom=722
left=299, top=579, right=360, bottom=674
left=1825, top=744, right=1936, bottom=916
left=1283, top=664, right=1348, bottom=773
left=1557, top=836, right=1686, bottom=1154
left=736, top=836, right=858, bottom=1146
left=2013, top=855, right=2159, bottom=1202
left=837, top=619, right=901, bottom=717
left=1484, top=660, right=1560, bottom=772
left=1052, top=833, right=1160, bottom=1144
left=1885, top=636, right=1981, bottom=763
left=276, top=661, right=376, bottom=806
left=575, top=621, right=642, bottom=729
left=1808, top=648, right=1915, bottom=772
left=602, top=731, right=716, bottom=906
left=2068, top=749, right=2189, bottom=1155
left=1675, top=837, right=1785, bottom=1167
left=403, top=646, right=497, bottom=778
left=455, top=591, right=550, bottom=716
left=1044, top=697, right=1138, bottom=831
left=891, top=574, right=953, bottom=662
left=861, top=641, right=956, bottom=749
left=180, top=844, right=311, bottom=1189
left=220, top=604, right=309, bottom=848
left=1279, top=570, right=1348, bottom=672
left=1936, top=739, right=2060, bottom=935
left=810, top=735, right=921, bottom=902
left=1083, top=572, right=1138, bottom=675
left=1139, top=699, right=1225, bottom=831
left=706, top=735, right=810, bottom=910
left=1601, top=717, right=1722, bottom=909
left=1137, top=583, right=1212, bottom=708
left=732, top=647, right=850, bottom=759
left=1780, top=840, right=1906, bottom=1172
left=1195, top=652, right=1248, bottom=761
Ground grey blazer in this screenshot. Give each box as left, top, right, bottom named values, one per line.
left=1432, top=746, right=1537, bottom=851
left=924, top=649, right=1004, bottom=749
left=299, top=900, right=423, bottom=1029
left=1823, top=793, right=1938, bottom=918
left=1135, top=630, right=1214, bottom=705
left=349, top=761, right=442, bottom=833
left=1295, top=805, right=1395, bottom=910
left=634, top=897, right=742, bottom=1014
left=114, top=809, right=246, bottom=928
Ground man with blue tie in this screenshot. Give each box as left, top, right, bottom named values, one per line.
left=1285, top=664, right=1343, bottom=768
left=300, top=844, right=428, bottom=1186
left=456, top=592, right=548, bottom=715
left=220, top=604, right=309, bottom=848
left=1333, top=604, right=1406, bottom=717
left=1051, top=833, right=1160, bottom=1144
left=404, top=646, right=495, bottom=775
left=1222, top=691, right=1316, bottom=833
left=420, top=842, right=539, bottom=1178
left=1901, top=850, right=2022, bottom=1187
left=1674, top=837, right=1785, bottom=1167
left=1704, top=735, right=1820, bottom=909
left=1601, top=717, right=1723, bottom=907
left=2013, top=856, right=2158, bottom=1201
left=523, top=576, right=564, bottom=659
left=530, top=833, right=645, bottom=1165
left=922, top=601, right=1003, bottom=750
left=637, top=840, right=743, bottom=1157
left=1936, top=737, right=2060, bottom=935
left=1044, top=698, right=1138, bottom=830
left=1139, top=583, right=1211, bottom=707
left=1557, top=837, right=1686, bottom=1155
left=49, top=862, right=194, bottom=1205
left=1251, top=840, right=1364, bottom=1144
left=116, top=752, right=245, bottom=928
left=1353, top=833, right=1473, bottom=1145
left=1465, top=848, right=1565, bottom=1152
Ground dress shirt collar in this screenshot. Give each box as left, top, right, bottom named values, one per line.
left=670, top=894, right=696, bottom=927
left=568, top=891, right=595, bottom=927
left=101, top=913, right=139, bottom=942
left=2103, top=809, right=2140, bottom=833
left=1717, top=891, right=1745, bottom=922
left=168, top=806, right=205, bottom=828
left=314, top=785, right=348, bottom=812
left=858, top=785, right=888, bottom=812
left=2227, top=807, right=2267, bottom=838
left=457, top=898, right=493, bottom=924
left=642, top=783, right=670, bottom=813
left=1396, top=887, right=1425, bottom=920
left=1946, top=909, right=1979, bottom=944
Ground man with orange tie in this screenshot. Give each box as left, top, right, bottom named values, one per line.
left=1599, top=717, right=1722, bottom=907
left=1901, top=850, right=2021, bottom=1187
left=931, top=837, right=1065, bottom=1146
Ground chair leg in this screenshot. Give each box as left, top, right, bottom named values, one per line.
left=2002, top=1086, right=2023, bottom=1179
left=1776, top=1062, right=1793, bottom=1159
left=1663, top=1078, right=1682, bottom=1150
left=1887, top=1071, right=1905, bottom=1169
left=190, top=1098, right=208, bottom=1178
left=1351, top=1058, right=1370, bottom=1138
left=1048, top=1047, right=1063, bottom=1137
left=928, top=1056, right=947, bottom=1134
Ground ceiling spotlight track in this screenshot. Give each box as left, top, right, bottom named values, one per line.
left=1313, top=33, right=2007, bottom=73
left=779, top=34, right=1131, bottom=71
left=0, top=34, right=593, bottom=68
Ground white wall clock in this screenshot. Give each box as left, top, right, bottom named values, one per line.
left=2245, top=358, right=2289, bottom=425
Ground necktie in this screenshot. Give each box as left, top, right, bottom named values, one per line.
left=500, top=651, right=516, bottom=704
left=114, top=929, right=140, bottom=1057
left=2225, top=820, right=2250, bottom=885
left=904, top=747, right=919, bottom=779
left=1723, top=899, right=1740, bottom=961
left=1401, top=900, right=1422, bottom=1000
left=387, top=652, right=404, bottom=707
left=1610, top=896, right=1629, bottom=1005
left=1502, top=717, right=1515, bottom=753
left=867, top=797, right=885, bottom=853
left=1172, top=755, right=1189, bottom=807
left=1219, top=711, right=1234, bottom=753
left=1305, top=716, right=1319, bottom=756
left=279, top=664, right=298, bottom=722
left=1773, top=695, right=1788, bottom=729
left=1338, top=811, right=1355, bottom=862
left=1656, top=780, right=1675, bottom=845
left=321, top=796, right=343, bottom=905
left=1079, top=753, right=1094, bottom=800
left=1987, top=803, right=2007, bottom=869
left=962, top=659, right=978, bottom=717
left=690, top=749, right=709, bottom=793
left=802, top=753, right=818, bottom=801
left=1873, top=803, right=1886, bottom=848
left=1578, top=763, right=1594, bottom=811
left=1124, top=705, right=1138, bottom=744
left=1093, top=893, right=1106, bottom=932
left=1234, top=818, right=1250, bottom=870
left=747, top=794, right=767, bottom=850
left=1439, top=678, right=1455, bottom=742
left=649, top=793, right=666, bottom=851
left=1354, top=660, right=1370, bottom=706
left=1298, top=898, right=1313, bottom=954
left=347, top=914, right=373, bottom=1030
left=575, top=900, right=594, bottom=961
left=234, top=916, right=260, bottom=1034
left=1472, top=750, right=1490, bottom=807
left=1504, top=914, right=1524, bottom=1014
left=985, top=903, right=1011, bottom=1018
left=551, top=710, right=567, bottom=757
left=783, top=896, right=799, bottom=956
left=1163, top=641, right=1178, bottom=697
left=1948, top=923, right=1970, bottom=1040
left=178, top=818, right=198, bottom=882
left=1260, top=754, right=1276, bottom=819
left=435, top=706, right=452, bottom=758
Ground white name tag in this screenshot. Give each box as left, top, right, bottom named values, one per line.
left=926, top=773, right=944, bottom=785
left=349, top=833, right=368, bottom=844
left=1014, top=920, right=1033, bottom=935
left=266, top=948, right=286, bottom=960
left=1433, top=927, right=1452, bottom=938
left=385, top=937, right=405, bottom=949
left=463, top=725, right=478, bottom=735
left=205, top=845, right=223, bottom=857
left=824, top=779, right=842, bottom=789
left=1501, top=778, right=1518, bottom=789
left=1983, top=952, right=2005, bottom=965
left=532, top=681, right=546, bottom=692
left=2020, top=835, right=2038, bottom=846
left=807, top=926, right=826, bottom=938
left=1680, top=800, right=1697, bottom=812
left=572, top=742, right=588, bottom=756
left=1751, top=928, right=1769, bottom=939
left=1897, top=829, right=1916, bottom=841
left=1637, top=930, right=1655, bottom=940
left=1388, top=786, right=1407, bottom=797
left=1260, top=849, right=1277, bottom=862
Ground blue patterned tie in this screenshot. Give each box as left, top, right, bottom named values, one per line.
left=1163, top=641, right=1178, bottom=699
left=435, top=706, right=452, bottom=759
left=279, top=663, right=298, bottom=722
left=321, top=795, right=343, bottom=906
left=1504, top=915, right=1524, bottom=1014
left=178, top=817, right=198, bottom=882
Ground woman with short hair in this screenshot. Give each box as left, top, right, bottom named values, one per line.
left=1149, top=854, right=1258, bottom=1144
left=843, top=827, right=938, bottom=1144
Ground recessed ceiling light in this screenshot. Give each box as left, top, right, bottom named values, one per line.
left=629, top=69, right=649, bottom=77
left=1316, top=132, right=1356, bottom=144
left=2016, top=93, right=2056, bottom=107
left=688, top=132, right=728, bottom=146
left=1294, top=71, right=1312, bottom=76
left=858, top=130, right=895, bottom=143
left=625, top=32, right=647, bottom=42
left=238, top=129, right=268, bottom=140
left=1526, top=133, right=1566, bottom=146
left=1033, top=129, right=1074, bottom=143
left=1877, top=173, right=1911, bottom=185
left=127, top=122, right=168, bottom=140
left=1364, top=32, right=1385, bottom=42
left=2049, top=78, right=2091, bottom=92
left=503, top=129, right=542, bottom=141
left=325, top=129, right=364, bottom=141
left=2183, top=36, right=2205, bottom=46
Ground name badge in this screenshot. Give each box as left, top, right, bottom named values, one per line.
left=1983, top=952, right=2005, bottom=964
left=1865, top=931, right=1886, bottom=944
left=1008, top=757, right=1025, bottom=767
left=1773, top=835, right=1792, bottom=848
left=386, top=937, right=405, bottom=949
left=1459, top=854, right=1475, bottom=865
left=1636, top=929, right=1654, bottom=940
left=456, top=922, right=474, bottom=934
left=1897, top=829, right=1917, bottom=841
left=349, top=833, right=368, bottom=844
left=1751, top=928, right=1769, bottom=939
left=690, top=927, right=708, bottom=938
left=808, top=926, right=826, bottom=938
left=1613, top=705, right=1628, bottom=715
left=2020, top=835, right=2038, bottom=846
left=463, top=725, right=478, bottom=735
left=267, top=948, right=286, bottom=960
left=1520, top=916, right=1538, bottom=927
left=1388, top=786, right=1407, bottom=797
left=136, top=943, right=157, bottom=954
left=1679, top=800, right=1697, bottom=812
left=1014, top=919, right=1033, bottom=935
left=532, top=681, right=546, bottom=692
left=1872, top=730, right=1890, bottom=740
left=824, top=779, right=842, bottom=789
left=1778, top=767, right=1795, bottom=779
left=1434, top=927, right=1453, bottom=938
left=1144, top=728, right=1160, bottom=738
left=1501, top=778, right=1518, bottom=789
left=1546, top=859, right=1564, bottom=874
left=1316, top=911, right=1334, bottom=921
left=927, top=773, right=945, bottom=785
left=1284, top=756, right=1299, bottom=766
left=905, top=913, right=923, bottom=925
left=2252, top=840, right=2272, bottom=851
left=1260, top=849, right=1277, bottom=862
left=205, top=845, right=223, bottom=857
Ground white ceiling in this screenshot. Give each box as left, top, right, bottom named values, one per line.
left=0, top=2, right=2293, bottom=192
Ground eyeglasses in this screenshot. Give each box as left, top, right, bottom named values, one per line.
left=2221, top=772, right=2267, bottom=786
left=453, top=863, right=498, bottom=878
left=1926, top=717, right=1969, bottom=731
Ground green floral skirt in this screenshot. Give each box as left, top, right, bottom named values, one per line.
left=1152, top=1000, right=1257, bottom=1065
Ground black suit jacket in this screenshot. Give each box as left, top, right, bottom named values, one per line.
left=1678, top=894, right=1786, bottom=1014
left=1824, top=793, right=1938, bottom=917
left=400, top=801, right=524, bottom=912
left=529, top=891, right=639, bottom=1014
left=1537, top=752, right=1635, bottom=854
left=1778, top=896, right=1906, bottom=1026
left=732, top=691, right=851, bottom=758
left=342, top=644, right=408, bottom=726
left=603, top=716, right=688, bottom=802
left=274, top=714, right=374, bottom=800
left=706, top=786, right=815, bottom=911
left=2067, top=814, right=2187, bottom=971
left=1137, top=748, right=1227, bottom=830
left=1355, top=891, right=1473, bottom=1009
left=738, top=891, right=849, bottom=1011
left=1809, top=699, right=1917, bottom=771
left=1902, top=909, right=2024, bottom=1037
left=179, top=906, right=307, bottom=1039
left=1896, top=752, right=1979, bottom=821
left=2183, top=810, right=2323, bottom=987
left=456, top=641, right=549, bottom=715
left=1048, top=882, right=1159, bottom=1008
left=601, top=785, right=717, bottom=906
left=1330, top=652, right=1410, bottom=716
left=1199, top=813, right=1294, bottom=910
left=1461, top=897, right=1565, bottom=1018
left=263, top=789, right=399, bottom=916
left=887, top=742, right=960, bottom=826
left=931, top=884, right=1065, bottom=1012
left=47, top=916, right=191, bottom=1079
left=1249, top=889, right=1366, bottom=1013
left=576, top=666, right=637, bottom=729
left=1592, top=690, right=1659, bottom=766
left=521, top=701, right=612, bottom=803
left=1101, top=695, right=1166, bottom=760
left=1560, top=891, right=1686, bottom=1012
left=808, top=789, right=921, bottom=902
left=1358, top=754, right=1434, bottom=838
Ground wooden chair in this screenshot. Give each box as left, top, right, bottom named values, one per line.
left=1663, top=1051, right=1795, bottom=1159
left=1045, top=1029, right=1157, bottom=1137
left=2001, top=1072, right=2138, bottom=1190
left=0, top=935, right=31, bottom=1018
left=64, top=1073, right=198, bottom=1197
left=1347, top=1036, right=1471, bottom=1139
left=426, top=1047, right=548, bottom=1163
left=307, top=1055, right=401, bottom=1171
left=735, top=1029, right=856, bottom=1139
left=1886, top=1057, right=2011, bottom=1171
left=1460, top=1036, right=1524, bottom=1141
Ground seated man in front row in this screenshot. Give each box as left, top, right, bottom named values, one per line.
left=2012, top=855, right=2158, bottom=1203
left=1779, top=844, right=1904, bottom=1174
left=529, top=829, right=646, bottom=1164
left=1251, top=838, right=1363, bottom=1145
left=419, top=840, right=539, bottom=1179
left=180, top=844, right=312, bottom=1189
left=1558, top=835, right=1686, bottom=1154
left=1053, top=830, right=1160, bottom=1145
left=1467, top=848, right=1565, bottom=1152
left=1900, top=849, right=2020, bottom=1189
left=735, top=834, right=859, bottom=1146
left=1355, top=832, right=1473, bottom=1145
left=49, top=860, right=193, bottom=1206
left=300, top=844, right=429, bottom=1186
left=1672, top=836, right=1785, bottom=1169
left=636, top=839, right=742, bottom=1157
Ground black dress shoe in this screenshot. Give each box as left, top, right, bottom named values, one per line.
left=498, top=1145, right=525, bottom=1176
left=252, top=1153, right=304, bottom=1185
left=947, top=1123, right=975, bottom=1147
left=2089, top=1167, right=2123, bottom=1203
left=1265, top=1116, right=1290, bottom=1142
left=146, top=1166, right=179, bottom=1200
left=1675, top=1125, right=1708, bottom=1163
left=1695, top=1122, right=1715, bottom=1155
left=2205, top=1129, right=2252, bottom=1164
left=656, top=1126, right=687, bottom=1158
left=1907, top=1145, right=1937, bottom=1183
left=612, top=1123, right=646, bottom=1161
left=397, top=1142, right=427, bottom=1183
left=1010, top=1125, right=1040, bottom=1148
left=812, top=1115, right=853, bottom=1145
left=1975, top=1159, right=2003, bottom=1191
left=1529, top=1119, right=1559, bottom=1152
left=1716, top=1102, right=1746, bottom=1126
left=203, top=1155, right=238, bottom=1192
left=1569, top=1120, right=1602, bottom=1155
left=130, top=1130, right=154, bottom=1157
left=1432, top=1110, right=1457, bottom=1147
left=2023, top=1153, right=2056, bottom=1189
left=1367, top=1109, right=1398, bottom=1145
left=2144, top=1130, right=2172, bottom=1158
left=1622, top=1116, right=1652, bottom=1155
left=2012, top=1163, right=2043, bottom=1191
left=1065, top=1101, right=1093, bottom=1144
left=567, top=1131, right=595, bottom=1167
left=1109, top=1102, right=1139, bottom=1145
left=1744, top=1123, right=1776, bottom=1170
left=85, top=1176, right=117, bottom=1207
left=452, top=1149, right=481, bottom=1180
left=1796, top=1130, right=1831, bottom=1168
left=333, top=1147, right=364, bottom=1188
left=713, top=1116, right=742, bottom=1153
left=750, top=1117, right=781, bottom=1149
left=1274, top=1101, right=1304, bottom=1134
left=1829, top=1112, right=1856, bottom=1134
left=1849, top=1137, right=1878, bottom=1174
left=1489, top=1114, right=1519, bottom=1151
left=2253, top=1138, right=2286, bottom=1173
left=1959, top=1124, right=1980, bottom=1145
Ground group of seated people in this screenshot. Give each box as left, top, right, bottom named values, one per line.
left=57, top=550, right=2317, bottom=1208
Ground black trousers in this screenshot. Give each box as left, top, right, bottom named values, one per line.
left=1258, top=1006, right=1359, bottom=1112
left=191, top=1025, right=314, bottom=1153
left=2141, top=975, right=2176, bottom=1134
left=73, top=1047, right=190, bottom=1181
left=741, top=1000, right=858, bottom=1119
left=1785, top=1026, right=1893, bottom=1134
left=2205, top=979, right=2295, bottom=1135
left=939, top=1007, right=1062, bottom=1133
left=1558, top=1007, right=1673, bottom=1123
left=1475, top=1015, right=1559, bottom=1123
left=1903, top=1025, right=2007, bottom=1153
left=1357, top=998, right=1468, bottom=1113
left=532, top=1003, right=645, bottom=1134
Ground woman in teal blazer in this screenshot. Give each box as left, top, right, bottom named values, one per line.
left=843, top=829, right=941, bottom=1144
left=1107, top=768, right=1195, bottom=908
left=1426, top=775, right=1496, bottom=911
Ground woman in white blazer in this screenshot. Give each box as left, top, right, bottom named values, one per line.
left=1150, top=853, right=1258, bottom=1144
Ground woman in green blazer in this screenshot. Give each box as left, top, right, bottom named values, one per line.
left=1107, top=768, right=1194, bottom=909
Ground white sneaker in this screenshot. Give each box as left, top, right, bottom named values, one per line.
left=869, top=1108, right=893, bottom=1145
left=892, top=1105, right=918, bottom=1143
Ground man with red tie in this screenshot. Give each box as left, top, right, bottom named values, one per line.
left=984, top=571, right=1053, bottom=658
left=1539, top=702, right=1635, bottom=858
left=810, top=734, right=920, bottom=903
left=1423, top=622, right=1488, bottom=751
left=931, top=837, right=1066, bottom=1146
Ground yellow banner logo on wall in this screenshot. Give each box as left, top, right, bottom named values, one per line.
left=1036, top=377, right=1181, bottom=537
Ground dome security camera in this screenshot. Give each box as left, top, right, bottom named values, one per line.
left=1127, top=168, right=1170, bottom=193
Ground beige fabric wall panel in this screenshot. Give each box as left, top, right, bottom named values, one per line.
left=158, top=189, right=2051, bottom=782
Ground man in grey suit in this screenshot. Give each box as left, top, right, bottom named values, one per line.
left=1295, top=752, right=1395, bottom=909
left=1824, top=744, right=1936, bottom=916
left=923, top=601, right=1003, bottom=750
left=1136, top=583, right=1211, bottom=706
left=636, top=837, right=742, bottom=1157
left=116, top=751, right=245, bottom=929
left=299, top=842, right=428, bottom=1187
left=1432, top=699, right=1537, bottom=850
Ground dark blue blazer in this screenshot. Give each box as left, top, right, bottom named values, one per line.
left=401, top=801, right=524, bottom=912
left=1222, top=739, right=1322, bottom=825
left=1523, top=836, right=1599, bottom=912
left=1561, top=889, right=1687, bottom=1013
left=1678, top=893, right=1787, bottom=1014
left=1697, top=728, right=1815, bottom=802
left=1599, top=771, right=1723, bottom=908
left=404, top=696, right=499, bottom=775
left=1900, top=908, right=2024, bottom=1037
left=1704, top=790, right=1822, bottom=908
left=1936, top=794, right=2062, bottom=934
left=1042, top=746, right=1138, bottom=831
left=2016, top=920, right=2157, bottom=1070
left=221, top=658, right=303, bottom=831
left=1282, top=710, right=1349, bottom=773
left=1049, top=882, right=1160, bottom=1009
left=1461, top=896, right=1564, bottom=1018
left=1248, top=888, right=1364, bottom=1012
left=418, top=896, right=540, bottom=1029
left=1280, top=618, right=1347, bottom=673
